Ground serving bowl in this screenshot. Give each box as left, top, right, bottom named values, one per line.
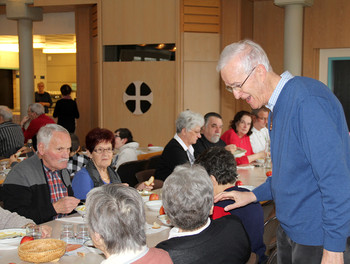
left=157, top=214, right=172, bottom=227
left=145, top=200, right=162, bottom=212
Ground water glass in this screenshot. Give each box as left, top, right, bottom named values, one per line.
left=60, top=223, right=75, bottom=244
left=26, top=225, right=42, bottom=239
left=76, top=224, right=90, bottom=245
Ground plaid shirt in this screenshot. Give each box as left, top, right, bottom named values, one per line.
left=43, top=165, right=69, bottom=219
left=66, top=154, right=90, bottom=176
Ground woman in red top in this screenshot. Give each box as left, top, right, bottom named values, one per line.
left=221, top=111, right=266, bottom=165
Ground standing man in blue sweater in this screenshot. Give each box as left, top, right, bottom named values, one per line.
left=214, top=39, right=350, bottom=264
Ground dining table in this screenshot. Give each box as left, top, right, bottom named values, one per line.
left=0, top=164, right=269, bottom=263
left=0, top=189, right=170, bottom=264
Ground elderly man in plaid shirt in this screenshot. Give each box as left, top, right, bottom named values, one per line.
left=3, top=124, right=80, bottom=224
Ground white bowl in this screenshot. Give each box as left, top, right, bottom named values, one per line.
left=157, top=214, right=172, bottom=227
left=75, top=205, right=86, bottom=216
left=145, top=200, right=162, bottom=212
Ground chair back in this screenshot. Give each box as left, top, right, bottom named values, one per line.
left=246, top=252, right=259, bottom=264
left=117, top=159, right=148, bottom=187
left=147, top=154, right=161, bottom=170
left=135, top=169, right=163, bottom=189
left=266, top=248, right=277, bottom=264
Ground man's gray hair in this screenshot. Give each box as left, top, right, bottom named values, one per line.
left=0, top=105, right=13, bottom=121
left=37, top=124, right=69, bottom=148
left=162, top=164, right=213, bottom=231
left=216, top=39, right=272, bottom=74
left=86, top=184, right=146, bottom=255
left=176, top=110, right=204, bottom=134
left=29, top=103, right=45, bottom=115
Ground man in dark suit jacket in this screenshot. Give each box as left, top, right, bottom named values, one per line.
left=154, top=110, right=204, bottom=181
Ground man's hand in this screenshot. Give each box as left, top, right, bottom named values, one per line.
left=321, top=249, right=344, bottom=264
left=20, top=116, right=30, bottom=127
left=225, top=144, right=237, bottom=154
left=214, top=190, right=257, bottom=211
left=53, top=196, right=80, bottom=214
left=40, top=225, right=52, bottom=238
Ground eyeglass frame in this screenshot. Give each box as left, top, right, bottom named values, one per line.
left=93, top=147, right=113, bottom=154
left=225, top=66, right=257, bottom=93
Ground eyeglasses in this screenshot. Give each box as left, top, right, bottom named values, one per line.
left=93, top=148, right=113, bottom=154
left=225, top=66, right=256, bottom=93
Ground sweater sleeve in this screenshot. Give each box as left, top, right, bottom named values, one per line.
left=0, top=207, right=34, bottom=229
left=72, top=168, right=94, bottom=200
left=298, top=96, right=350, bottom=252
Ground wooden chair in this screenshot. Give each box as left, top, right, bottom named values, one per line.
left=266, top=248, right=277, bottom=264
left=135, top=169, right=163, bottom=190
left=264, top=216, right=280, bottom=256
left=117, top=159, right=148, bottom=187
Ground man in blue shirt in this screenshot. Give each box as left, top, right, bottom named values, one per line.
left=215, top=39, right=350, bottom=264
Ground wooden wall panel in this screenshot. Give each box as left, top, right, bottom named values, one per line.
left=183, top=32, right=220, bottom=115
left=102, top=0, right=176, bottom=45
left=303, top=0, right=350, bottom=78
left=183, top=0, right=220, bottom=33
left=253, top=1, right=284, bottom=74
left=102, top=62, right=176, bottom=147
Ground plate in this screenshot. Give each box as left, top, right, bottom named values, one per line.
left=83, top=239, right=103, bottom=254
left=138, top=190, right=154, bottom=196
left=157, top=214, right=172, bottom=227
left=0, top=228, right=26, bottom=246
left=75, top=205, right=86, bottom=217
left=234, top=148, right=247, bottom=158
left=145, top=200, right=162, bottom=212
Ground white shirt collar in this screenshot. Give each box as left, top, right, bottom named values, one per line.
left=266, top=71, right=294, bottom=112
left=168, top=218, right=211, bottom=239
left=174, top=133, right=194, bottom=155
left=101, top=246, right=148, bottom=264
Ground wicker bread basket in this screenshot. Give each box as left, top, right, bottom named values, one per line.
left=18, top=239, right=66, bottom=263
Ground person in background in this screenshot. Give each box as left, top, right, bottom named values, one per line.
left=156, top=164, right=251, bottom=263
left=72, top=128, right=122, bottom=200
left=3, top=124, right=80, bottom=224
left=221, top=111, right=266, bottom=165
left=66, top=133, right=90, bottom=177
left=192, top=112, right=237, bottom=158
left=20, top=103, right=55, bottom=143
left=154, top=110, right=204, bottom=181
left=0, top=207, right=51, bottom=238
left=113, top=128, right=139, bottom=171
left=215, top=39, right=350, bottom=263
left=53, top=84, right=79, bottom=133
left=86, top=183, right=172, bottom=264
left=72, top=127, right=151, bottom=200
left=35, top=82, right=52, bottom=114
left=195, top=147, right=266, bottom=263
left=250, top=106, right=270, bottom=153
left=0, top=105, right=24, bottom=158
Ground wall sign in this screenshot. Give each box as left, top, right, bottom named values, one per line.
left=123, top=81, right=153, bottom=115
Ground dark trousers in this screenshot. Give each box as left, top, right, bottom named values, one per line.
left=277, top=225, right=350, bottom=264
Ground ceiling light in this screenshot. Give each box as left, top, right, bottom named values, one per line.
left=43, top=48, right=76, bottom=54
left=0, top=44, right=19, bottom=52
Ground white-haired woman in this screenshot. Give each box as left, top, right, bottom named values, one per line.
left=154, top=110, right=204, bottom=181
left=156, top=164, right=251, bottom=264
left=86, top=184, right=172, bottom=264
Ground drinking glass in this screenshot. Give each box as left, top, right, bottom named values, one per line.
left=60, top=223, right=75, bottom=244
left=76, top=224, right=90, bottom=245
left=26, top=225, right=42, bottom=239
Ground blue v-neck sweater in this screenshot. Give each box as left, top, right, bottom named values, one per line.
left=253, top=76, right=350, bottom=252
